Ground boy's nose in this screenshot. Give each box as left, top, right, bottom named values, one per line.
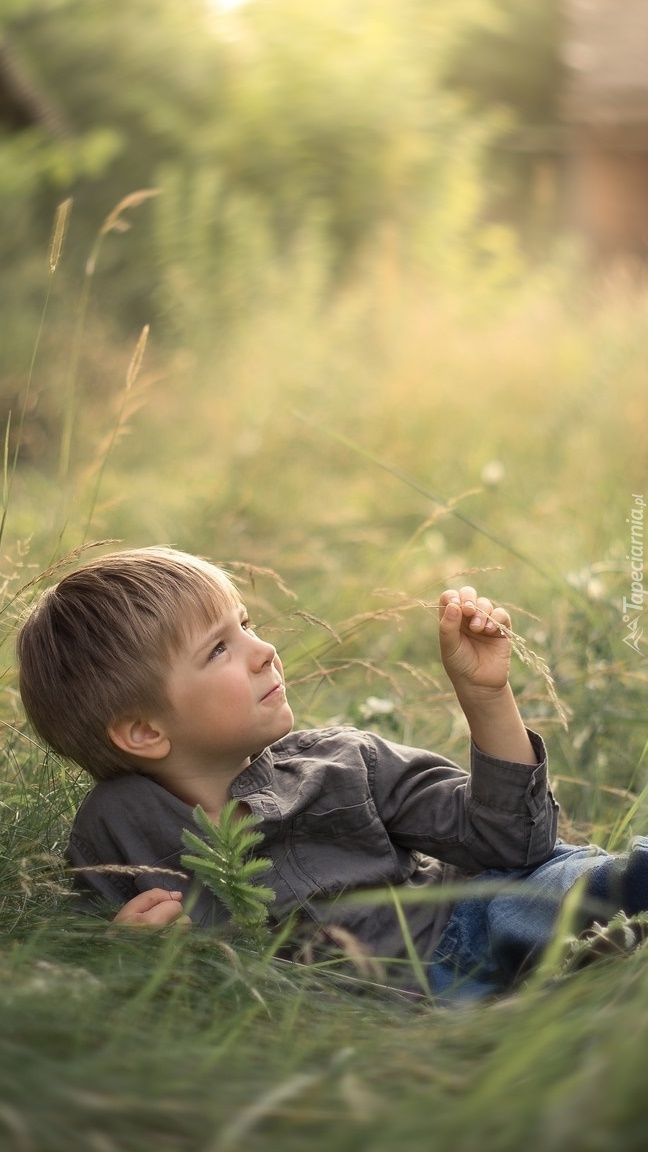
left=249, top=634, right=277, bottom=669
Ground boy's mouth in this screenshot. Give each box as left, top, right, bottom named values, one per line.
left=261, top=680, right=285, bottom=702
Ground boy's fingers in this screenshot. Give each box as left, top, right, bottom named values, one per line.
left=440, top=586, right=480, bottom=612
left=459, top=585, right=477, bottom=603
left=439, top=589, right=510, bottom=634
left=478, top=606, right=510, bottom=634
left=439, top=592, right=461, bottom=626
left=439, top=588, right=460, bottom=609
left=490, top=606, right=511, bottom=632
left=112, top=903, right=190, bottom=928
left=112, top=888, right=184, bottom=923
left=139, top=902, right=190, bottom=927
left=440, top=588, right=483, bottom=620
left=469, top=596, right=495, bottom=630
left=439, top=587, right=475, bottom=617
left=137, top=888, right=183, bottom=909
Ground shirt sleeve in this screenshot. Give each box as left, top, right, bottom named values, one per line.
left=367, top=728, right=558, bottom=871
left=66, top=824, right=142, bottom=909
left=65, top=775, right=229, bottom=926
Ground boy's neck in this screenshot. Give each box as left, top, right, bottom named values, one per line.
left=147, top=755, right=252, bottom=820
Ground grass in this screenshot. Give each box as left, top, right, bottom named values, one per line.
left=3, top=911, right=648, bottom=1151
left=0, top=205, right=647, bottom=1151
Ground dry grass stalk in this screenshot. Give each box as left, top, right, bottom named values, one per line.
left=319, top=924, right=388, bottom=981
left=319, top=591, right=566, bottom=728
left=9, top=541, right=118, bottom=613
left=125, top=324, right=149, bottom=391
left=81, top=327, right=154, bottom=539
left=290, top=656, right=399, bottom=692
left=292, top=610, right=342, bottom=643
left=48, top=197, right=73, bottom=273
left=70, top=863, right=185, bottom=878
left=480, top=609, right=569, bottom=731
left=85, top=189, right=161, bottom=275
left=226, top=561, right=298, bottom=601
left=381, top=592, right=568, bottom=731
left=394, top=661, right=441, bottom=690
left=400, top=488, right=483, bottom=550
left=99, top=189, right=161, bottom=238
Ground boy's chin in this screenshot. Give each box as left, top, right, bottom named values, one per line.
left=274, top=708, right=295, bottom=742
left=280, top=709, right=295, bottom=736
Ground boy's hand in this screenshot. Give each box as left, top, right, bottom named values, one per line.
left=438, top=586, right=536, bottom=764
left=112, top=888, right=191, bottom=928
left=439, top=586, right=511, bottom=695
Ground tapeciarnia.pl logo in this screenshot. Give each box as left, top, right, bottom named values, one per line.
left=622, top=493, right=645, bottom=655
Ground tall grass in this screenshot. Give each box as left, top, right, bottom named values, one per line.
left=1, top=201, right=647, bottom=1151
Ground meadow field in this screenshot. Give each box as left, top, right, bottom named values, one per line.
left=1, top=204, right=647, bottom=1152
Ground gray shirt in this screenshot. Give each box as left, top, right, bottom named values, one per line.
left=67, top=725, right=557, bottom=990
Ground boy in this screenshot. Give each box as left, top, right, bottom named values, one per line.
left=16, top=547, right=648, bottom=1000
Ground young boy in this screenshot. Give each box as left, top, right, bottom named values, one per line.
left=16, top=547, right=648, bottom=1000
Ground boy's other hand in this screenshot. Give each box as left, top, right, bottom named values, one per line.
left=112, top=888, right=191, bottom=928
left=438, top=586, right=512, bottom=696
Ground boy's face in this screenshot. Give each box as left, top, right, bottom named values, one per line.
left=158, top=600, right=294, bottom=777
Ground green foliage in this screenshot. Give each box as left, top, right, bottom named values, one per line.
left=181, top=800, right=275, bottom=943
left=1, top=0, right=527, bottom=338
left=442, top=0, right=564, bottom=246
left=444, top=0, right=562, bottom=122
left=1, top=915, right=648, bottom=1151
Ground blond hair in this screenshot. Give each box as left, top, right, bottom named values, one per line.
left=16, top=547, right=241, bottom=781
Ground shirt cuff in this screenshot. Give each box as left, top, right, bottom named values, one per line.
left=469, top=729, right=549, bottom=815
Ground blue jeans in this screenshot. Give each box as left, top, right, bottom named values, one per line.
left=428, top=837, right=648, bottom=1003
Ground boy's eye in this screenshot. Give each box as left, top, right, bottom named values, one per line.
left=206, top=618, right=255, bottom=660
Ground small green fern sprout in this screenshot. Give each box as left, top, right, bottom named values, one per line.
left=181, top=800, right=275, bottom=943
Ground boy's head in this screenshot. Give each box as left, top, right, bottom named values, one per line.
left=16, top=547, right=243, bottom=782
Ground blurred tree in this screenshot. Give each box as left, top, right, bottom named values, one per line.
left=443, top=0, right=562, bottom=122
left=441, top=0, right=564, bottom=247
left=0, top=0, right=228, bottom=467
left=2, top=0, right=227, bottom=316
left=3, top=0, right=509, bottom=317
left=0, top=0, right=563, bottom=424
left=153, top=0, right=509, bottom=340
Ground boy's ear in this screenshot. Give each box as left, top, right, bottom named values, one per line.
left=108, top=717, right=171, bottom=762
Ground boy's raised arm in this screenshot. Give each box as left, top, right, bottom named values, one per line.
left=438, top=586, right=537, bottom=766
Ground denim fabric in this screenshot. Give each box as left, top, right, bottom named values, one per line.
left=428, top=839, right=648, bottom=1003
